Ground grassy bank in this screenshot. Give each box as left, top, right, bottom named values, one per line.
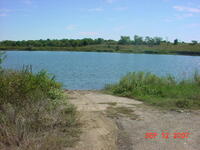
left=1, top=43, right=200, bottom=56
left=0, top=66, right=80, bottom=150
left=104, top=72, right=200, bottom=110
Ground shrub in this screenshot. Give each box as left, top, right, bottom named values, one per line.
left=0, top=66, right=62, bottom=107
left=105, top=72, right=200, bottom=109
left=175, top=99, right=192, bottom=108
left=0, top=66, right=80, bottom=150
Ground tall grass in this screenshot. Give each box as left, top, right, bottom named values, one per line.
left=0, top=51, right=5, bottom=70
left=105, top=72, right=200, bottom=109
left=0, top=66, right=80, bottom=150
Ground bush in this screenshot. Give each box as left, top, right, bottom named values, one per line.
left=0, top=65, right=62, bottom=106
left=0, top=66, right=80, bottom=150
left=175, top=99, right=192, bottom=108
left=105, top=72, right=200, bottom=109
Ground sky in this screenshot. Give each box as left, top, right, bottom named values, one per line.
left=0, top=0, right=200, bottom=42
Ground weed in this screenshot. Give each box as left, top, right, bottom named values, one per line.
left=105, top=72, right=200, bottom=109
left=0, top=67, right=80, bottom=150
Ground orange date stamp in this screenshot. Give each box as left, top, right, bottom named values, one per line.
left=145, top=132, right=191, bottom=139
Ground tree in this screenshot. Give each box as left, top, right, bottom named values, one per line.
left=174, top=39, right=178, bottom=45
left=95, top=38, right=104, bottom=44
left=191, top=40, right=198, bottom=45
left=118, top=36, right=131, bottom=45
left=153, top=37, right=163, bottom=45
left=145, top=36, right=154, bottom=46
left=133, top=35, right=143, bottom=45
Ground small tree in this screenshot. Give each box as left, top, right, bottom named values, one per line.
left=191, top=40, right=198, bottom=45
left=118, top=36, right=131, bottom=45
left=174, top=39, right=178, bottom=45
left=133, top=35, right=143, bottom=45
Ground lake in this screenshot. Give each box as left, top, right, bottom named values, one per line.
left=2, top=51, right=200, bottom=90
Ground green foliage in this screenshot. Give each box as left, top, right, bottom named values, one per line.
left=194, top=71, right=200, bottom=85
left=1, top=35, right=197, bottom=48
left=0, top=67, right=80, bottom=150
left=0, top=51, right=5, bottom=69
left=175, top=99, right=192, bottom=108
left=1, top=37, right=200, bottom=56
left=133, top=35, right=143, bottom=45
left=191, top=40, right=198, bottom=45
left=105, top=72, right=200, bottom=109
left=174, top=39, right=178, bottom=45
left=118, top=36, right=131, bottom=45
left=0, top=66, right=62, bottom=107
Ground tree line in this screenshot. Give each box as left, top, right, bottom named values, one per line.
left=0, top=35, right=199, bottom=48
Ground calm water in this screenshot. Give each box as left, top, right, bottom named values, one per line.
left=3, top=51, right=200, bottom=90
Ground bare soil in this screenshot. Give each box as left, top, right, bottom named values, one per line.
left=66, top=90, right=200, bottom=150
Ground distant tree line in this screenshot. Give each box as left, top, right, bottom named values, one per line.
left=118, top=35, right=164, bottom=45
left=0, top=35, right=199, bottom=48
left=0, top=38, right=106, bottom=47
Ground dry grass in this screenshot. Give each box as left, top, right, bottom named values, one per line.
left=0, top=95, right=81, bottom=150
left=0, top=68, right=80, bottom=150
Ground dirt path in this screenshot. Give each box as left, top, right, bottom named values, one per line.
left=66, top=90, right=200, bottom=150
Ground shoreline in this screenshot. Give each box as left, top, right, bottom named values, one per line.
left=67, top=90, right=200, bottom=150
left=1, top=48, right=200, bottom=56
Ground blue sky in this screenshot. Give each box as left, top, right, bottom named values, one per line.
left=0, top=0, right=200, bottom=42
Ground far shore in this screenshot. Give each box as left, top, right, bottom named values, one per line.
left=1, top=46, right=200, bottom=56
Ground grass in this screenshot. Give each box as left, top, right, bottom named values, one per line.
left=0, top=66, right=80, bottom=150
left=104, top=72, right=200, bottom=110
left=1, top=43, right=200, bottom=56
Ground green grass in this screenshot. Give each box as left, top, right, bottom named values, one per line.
left=1, top=43, right=200, bottom=56
left=104, top=72, right=200, bottom=110
left=0, top=66, right=80, bottom=150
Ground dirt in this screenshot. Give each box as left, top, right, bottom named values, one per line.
left=66, top=90, right=200, bottom=150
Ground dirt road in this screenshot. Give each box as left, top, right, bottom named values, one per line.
left=66, top=90, right=200, bottom=150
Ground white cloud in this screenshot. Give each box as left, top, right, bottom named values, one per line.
left=175, top=13, right=193, bottom=19
left=88, top=8, right=104, bottom=12
left=173, top=6, right=200, bottom=13
left=163, top=13, right=193, bottom=22
left=66, top=25, right=77, bottom=31
left=0, top=8, right=32, bottom=17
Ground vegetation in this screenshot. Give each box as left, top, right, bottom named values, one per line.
left=104, top=72, right=200, bottom=110
left=106, top=106, right=138, bottom=120
left=0, top=51, right=5, bottom=69
left=0, top=35, right=200, bottom=56
left=0, top=54, right=80, bottom=150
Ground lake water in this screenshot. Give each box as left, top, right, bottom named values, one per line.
left=2, top=51, right=200, bottom=90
